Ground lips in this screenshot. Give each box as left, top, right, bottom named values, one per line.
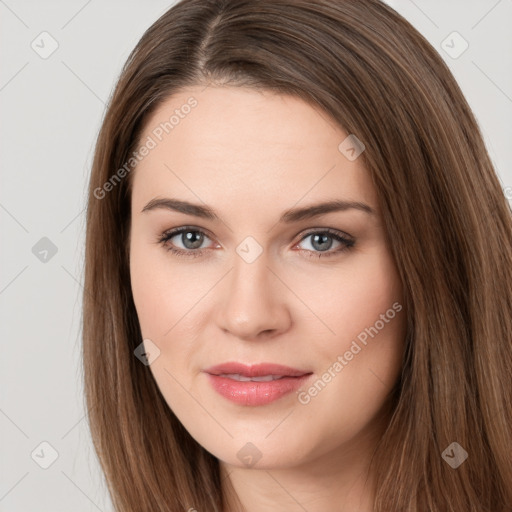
left=205, top=362, right=310, bottom=378
left=203, top=362, right=313, bottom=406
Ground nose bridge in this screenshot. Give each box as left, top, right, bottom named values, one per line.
left=229, top=244, right=272, bottom=303
left=229, top=232, right=271, bottom=288
left=217, top=243, right=288, bottom=338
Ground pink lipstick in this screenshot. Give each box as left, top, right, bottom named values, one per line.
left=203, top=362, right=313, bottom=406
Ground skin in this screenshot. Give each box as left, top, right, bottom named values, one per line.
left=129, top=85, right=407, bottom=512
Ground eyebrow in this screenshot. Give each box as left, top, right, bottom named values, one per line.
left=141, top=197, right=375, bottom=222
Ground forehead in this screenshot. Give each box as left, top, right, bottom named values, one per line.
left=131, top=86, right=377, bottom=216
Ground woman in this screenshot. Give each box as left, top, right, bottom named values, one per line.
left=82, top=0, right=512, bottom=510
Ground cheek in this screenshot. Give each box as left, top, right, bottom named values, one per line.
left=296, top=247, right=406, bottom=417
left=129, top=239, right=205, bottom=337
left=290, top=245, right=403, bottom=351
left=129, top=243, right=204, bottom=414
left=129, top=240, right=217, bottom=399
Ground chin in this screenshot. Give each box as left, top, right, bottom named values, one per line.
left=203, top=434, right=314, bottom=470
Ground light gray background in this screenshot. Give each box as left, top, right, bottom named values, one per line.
left=1, top=1, right=511, bottom=510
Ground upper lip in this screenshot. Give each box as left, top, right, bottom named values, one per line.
left=204, top=362, right=311, bottom=378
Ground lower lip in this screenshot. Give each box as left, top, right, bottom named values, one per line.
left=206, top=374, right=312, bottom=406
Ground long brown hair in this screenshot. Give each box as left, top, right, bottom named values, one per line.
left=82, top=0, right=512, bottom=510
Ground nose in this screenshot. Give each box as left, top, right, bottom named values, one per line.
left=215, top=251, right=291, bottom=341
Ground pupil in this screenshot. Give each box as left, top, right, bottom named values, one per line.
left=183, top=231, right=203, bottom=249
left=312, top=234, right=332, bottom=251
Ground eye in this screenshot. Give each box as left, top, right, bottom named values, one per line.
left=295, top=228, right=355, bottom=258
left=158, top=226, right=215, bottom=258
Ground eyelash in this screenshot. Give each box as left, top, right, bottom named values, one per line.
left=157, top=226, right=355, bottom=259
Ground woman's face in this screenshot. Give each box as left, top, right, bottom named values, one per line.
left=129, top=85, right=406, bottom=471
